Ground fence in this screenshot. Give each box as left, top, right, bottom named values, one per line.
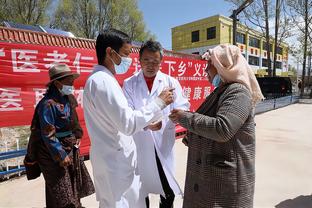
left=255, top=95, right=300, bottom=114
left=0, top=139, right=26, bottom=179
left=0, top=94, right=303, bottom=179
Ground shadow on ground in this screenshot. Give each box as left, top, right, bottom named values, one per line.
left=275, top=195, right=312, bottom=208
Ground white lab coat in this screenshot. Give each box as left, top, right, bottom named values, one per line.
left=83, top=65, right=165, bottom=208
left=123, top=70, right=190, bottom=200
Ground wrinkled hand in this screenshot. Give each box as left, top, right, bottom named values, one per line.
left=158, top=87, right=175, bottom=105
left=148, top=121, right=162, bottom=131
left=75, top=139, right=81, bottom=148
left=169, top=109, right=186, bottom=124
left=182, top=135, right=189, bottom=147
left=59, top=155, right=72, bottom=167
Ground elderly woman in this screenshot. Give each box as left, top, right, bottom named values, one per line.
left=24, top=64, right=94, bottom=208
left=169, top=44, right=264, bottom=208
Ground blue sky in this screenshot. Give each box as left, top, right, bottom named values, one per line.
left=138, top=0, right=234, bottom=50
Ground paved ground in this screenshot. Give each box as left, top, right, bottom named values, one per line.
left=0, top=103, right=312, bottom=208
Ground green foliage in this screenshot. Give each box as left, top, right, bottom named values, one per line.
left=51, top=0, right=154, bottom=41
left=288, top=65, right=297, bottom=76
left=0, top=0, right=154, bottom=42
left=0, top=126, right=30, bottom=151
left=109, top=0, right=155, bottom=41
left=0, top=0, right=50, bottom=25
left=10, top=126, right=29, bottom=150
left=15, top=126, right=30, bottom=149
left=52, top=0, right=97, bottom=38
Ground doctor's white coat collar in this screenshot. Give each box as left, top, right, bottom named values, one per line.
left=92, top=64, right=114, bottom=77
left=138, top=70, right=166, bottom=96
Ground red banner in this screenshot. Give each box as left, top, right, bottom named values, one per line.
left=0, top=42, right=212, bottom=155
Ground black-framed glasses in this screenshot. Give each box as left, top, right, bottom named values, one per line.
left=141, top=58, right=161, bottom=66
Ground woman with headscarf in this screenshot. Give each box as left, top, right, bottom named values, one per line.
left=169, top=44, right=264, bottom=208
left=24, top=64, right=95, bottom=208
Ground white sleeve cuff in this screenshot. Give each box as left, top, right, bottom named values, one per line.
left=154, top=97, right=167, bottom=110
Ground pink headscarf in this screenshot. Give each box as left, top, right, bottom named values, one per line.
left=202, top=44, right=264, bottom=106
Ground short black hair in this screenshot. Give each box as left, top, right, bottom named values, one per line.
left=139, top=39, right=163, bottom=59
left=96, top=29, right=131, bottom=65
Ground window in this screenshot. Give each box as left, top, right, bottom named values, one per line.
left=262, top=58, right=268, bottom=67
left=191, top=30, right=199, bottom=42
left=249, top=36, right=260, bottom=48
left=276, top=61, right=282, bottom=69
left=207, top=26, right=216, bottom=40
left=262, top=59, right=280, bottom=68
left=276, top=46, right=283, bottom=55
left=248, top=55, right=259, bottom=66
left=236, top=32, right=246, bottom=44
left=192, top=52, right=200, bottom=54
left=263, top=42, right=273, bottom=51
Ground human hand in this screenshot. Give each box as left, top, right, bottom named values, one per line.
left=158, top=87, right=175, bottom=105
left=59, top=155, right=72, bottom=167
left=169, top=109, right=186, bottom=123
left=148, top=121, right=162, bottom=131
left=182, top=135, right=189, bottom=147
left=75, top=139, right=81, bottom=148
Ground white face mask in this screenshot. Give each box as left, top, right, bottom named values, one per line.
left=111, top=51, right=132, bottom=74
left=60, top=85, right=74, bottom=95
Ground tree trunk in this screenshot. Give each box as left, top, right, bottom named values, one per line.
left=98, top=0, right=102, bottom=33
left=263, top=0, right=272, bottom=76
left=273, top=0, right=281, bottom=77
left=301, top=0, right=308, bottom=97
left=308, top=50, right=311, bottom=94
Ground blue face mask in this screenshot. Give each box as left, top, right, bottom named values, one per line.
left=212, top=74, right=221, bottom=88
left=60, top=85, right=74, bottom=95
left=111, top=51, right=132, bottom=74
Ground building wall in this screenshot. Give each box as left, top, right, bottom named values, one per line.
left=172, top=15, right=221, bottom=52
left=177, top=45, right=217, bottom=55
left=172, top=15, right=289, bottom=76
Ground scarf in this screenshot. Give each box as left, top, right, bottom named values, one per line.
left=202, top=44, right=264, bottom=106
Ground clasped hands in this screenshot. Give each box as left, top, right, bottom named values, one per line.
left=147, top=87, right=185, bottom=131
left=147, top=109, right=186, bottom=131
left=59, top=139, right=81, bottom=167
left=169, top=109, right=185, bottom=124
left=158, top=87, right=175, bottom=105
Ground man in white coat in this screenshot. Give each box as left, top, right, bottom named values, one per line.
left=123, top=40, right=190, bottom=208
left=83, top=30, right=175, bottom=208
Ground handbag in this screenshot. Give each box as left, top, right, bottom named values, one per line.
left=24, top=105, right=42, bottom=180
left=23, top=155, right=41, bottom=180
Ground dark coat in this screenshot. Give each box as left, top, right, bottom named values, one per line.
left=179, top=83, right=255, bottom=208
left=24, top=87, right=94, bottom=208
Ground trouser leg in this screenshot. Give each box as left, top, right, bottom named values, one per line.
left=145, top=196, right=150, bottom=208
left=155, top=148, right=175, bottom=208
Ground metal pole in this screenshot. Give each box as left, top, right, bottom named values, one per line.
left=16, top=139, right=19, bottom=150
left=230, top=0, right=254, bottom=45
left=16, top=139, right=21, bottom=176
left=5, top=141, right=8, bottom=179
left=307, top=50, right=311, bottom=87
left=297, top=57, right=300, bottom=95
left=301, top=0, right=308, bottom=97
left=273, top=0, right=281, bottom=77
left=232, top=11, right=237, bottom=45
